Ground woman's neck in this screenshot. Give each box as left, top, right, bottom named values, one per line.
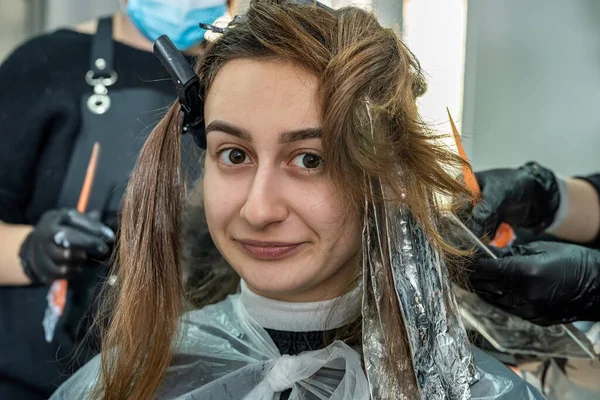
left=240, top=280, right=361, bottom=332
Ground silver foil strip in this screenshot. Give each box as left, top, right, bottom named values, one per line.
left=396, top=211, right=478, bottom=397
left=361, top=176, right=477, bottom=399
left=362, top=198, right=414, bottom=399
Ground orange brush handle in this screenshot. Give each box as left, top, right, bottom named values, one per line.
left=53, top=143, right=101, bottom=310
left=446, top=109, right=515, bottom=248
left=447, top=108, right=480, bottom=199
left=490, top=222, right=515, bottom=248
left=76, top=142, right=100, bottom=213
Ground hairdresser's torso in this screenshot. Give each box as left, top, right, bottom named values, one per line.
left=0, top=12, right=183, bottom=399
left=0, top=16, right=178, bottom=227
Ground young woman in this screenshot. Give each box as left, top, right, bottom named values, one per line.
left=51, top=1, right=544, bottom=399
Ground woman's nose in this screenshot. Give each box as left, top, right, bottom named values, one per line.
left=239, top=167, right=289, bottom=230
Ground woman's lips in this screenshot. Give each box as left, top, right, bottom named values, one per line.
left=237, top=240, right=304, bottom=260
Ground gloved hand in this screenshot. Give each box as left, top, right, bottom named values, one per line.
left=465, top=162, right=560, bottom=239
left=19, top=209, right=115, bottom=284
left=469, top=241, right=600, bottom=325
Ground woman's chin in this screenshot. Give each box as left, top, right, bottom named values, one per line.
left=242, top=270, right=310, bottom=299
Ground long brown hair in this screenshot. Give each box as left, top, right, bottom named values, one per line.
left=96, top=1, right=472, bottom=398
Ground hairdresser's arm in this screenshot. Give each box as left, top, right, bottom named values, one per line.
left=0, top=221, right=33, bottom=284
left=0, top=37, right=49, bottom=284
left=468, top=163, right=600, bottom=244
left=545, top=176, right=600, bottom=243
left=0, top=38, right=113, bottom=285
left=0, top=210, right=114, bottom=286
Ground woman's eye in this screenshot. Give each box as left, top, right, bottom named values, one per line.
left=218, top=148, right=249, bottom=166
left=291, top=153, right=324, bottom=170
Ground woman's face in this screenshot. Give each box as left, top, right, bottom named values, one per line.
left=203, top=59, right=361, bottom=302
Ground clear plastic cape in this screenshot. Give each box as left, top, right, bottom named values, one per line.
left=51, top=294, right=544, bottom=399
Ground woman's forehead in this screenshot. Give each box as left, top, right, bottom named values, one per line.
left=204, top=59, right=322, bottom=137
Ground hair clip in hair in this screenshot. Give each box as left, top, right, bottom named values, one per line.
left=200, top=22, right=228, bottom=34
left=153, top=35, right=206, bottom=148
left=202, top=15, right=246, bottom=42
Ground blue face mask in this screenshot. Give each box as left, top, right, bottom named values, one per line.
left=126, top=0, right=228, bottom=50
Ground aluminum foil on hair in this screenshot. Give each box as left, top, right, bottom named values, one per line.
left=399, top=210, right=479, bottom=392
left=432, top=231, right=480, bottom=383
left=360, top=101, right=477, bottom=400
left=362, top=187, right=478, bottom=399
left=362, top=200, right=415, bottom=400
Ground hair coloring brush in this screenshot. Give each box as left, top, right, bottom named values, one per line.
left=43, top=142, right=101, bottom=343
left=446, top=108, right=515, bottom=248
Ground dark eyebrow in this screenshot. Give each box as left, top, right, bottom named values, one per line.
left=206, top=120, right=322, bottom=144
left=205, top=120, right=252, bottom=142
left=278, top=128, right=322, bottom=144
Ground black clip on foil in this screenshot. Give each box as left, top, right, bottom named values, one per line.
left=153, top=35, right=206, bottom=149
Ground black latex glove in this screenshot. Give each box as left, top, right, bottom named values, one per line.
left=469, top=241, right=600, bottom=325
left=19, top=209, right=115, bottom=284
left=465, top=162, right=560, bottom=239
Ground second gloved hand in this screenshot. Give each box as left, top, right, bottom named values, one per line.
left=19, top=209, right=115, bottom=284
left=469, top=241, right=600, bottom=325
left=466, top=162, right=560, bottom=238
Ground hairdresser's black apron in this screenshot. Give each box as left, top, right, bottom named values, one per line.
left=53, top=16, right=171, bottom=348
left=58, top=15, right=200, bottom=347
left=0, top=17, right=199, bottom=400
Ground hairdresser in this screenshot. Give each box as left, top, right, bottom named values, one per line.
left=0, top=1, right=231, bottom=398
left=463, top=161, right=600, bottom=326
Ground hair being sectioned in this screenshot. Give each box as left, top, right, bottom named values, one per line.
left=94, top=1, right=472, bottom=399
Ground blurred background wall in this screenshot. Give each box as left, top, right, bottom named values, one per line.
left=462, top=0, right=600, bottom=176
left=0, top=0, right=28, bottom=62
left=44, top=0, right=119, bottom=31
left=0, top=0, right=598, bottom=176
left=0, top=0, right=119, bottom=62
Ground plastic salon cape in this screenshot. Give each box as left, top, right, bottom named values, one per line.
left=51, top=294, right=545, bottom=399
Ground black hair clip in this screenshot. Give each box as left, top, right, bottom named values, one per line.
left=153, top=35, right=206, bottom=148
left=200, top=14, right=247, bottom=36
left=153, top=1, right=334, bottom=149
left=199, top=22, right=228, bottom=34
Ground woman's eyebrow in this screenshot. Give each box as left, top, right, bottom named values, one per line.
left=205, top=120, right=322, bottom=144
left=205, top=120, right=252, bottom=142
left=279, top=128, right=322, bottom=144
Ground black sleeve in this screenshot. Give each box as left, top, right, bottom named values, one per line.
left=575, top=173, right=600, bottom=249
left=578, top=174, right=600, bottom=194
left=0, top=36, right=62, bottom=223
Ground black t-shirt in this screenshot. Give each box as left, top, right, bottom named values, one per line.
left=0, top=27, right=185, bottom=399
left=0, top=28, right=181, bottom=225
left=580, top=174, right=600, bottom=198
left=578, top=173, right=600, bottom=248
